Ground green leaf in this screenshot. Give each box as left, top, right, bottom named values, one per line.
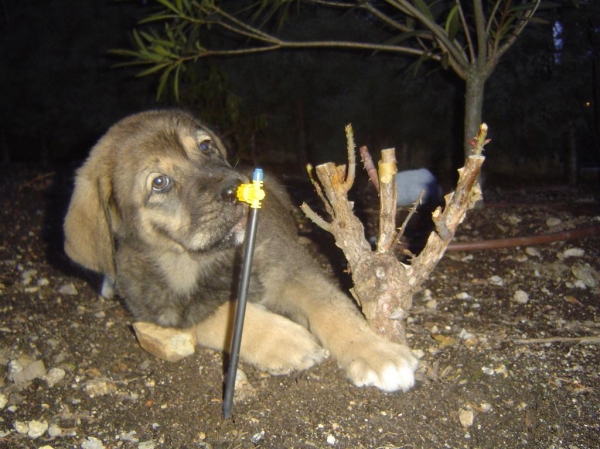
left=156, top=0, right=181, bottom=14
left=445, top=5, right=459, bottom=42
left=382, top=30, right=426, bottom=47
left=509, top=2, right=560, bottom=12
left=136, top=63, right=172, bottom=77
left=411, top=0, right=434, bottom=22
left=157, top=66, right=175, bottom=100
left=108, top=48, right=142, bottom=57
left=132, top=29, right=146, bottom=50
left=174, top=63, right=182, bottom=102
left=139, top=14, right=179, bottom=24
left=441, top=52, right=449, bottom=70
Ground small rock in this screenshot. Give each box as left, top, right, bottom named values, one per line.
left=572, top=264, right=597, bottom=288
left=251, top=430, right=265, bottom=444
left=21, top=269, right=38, bottom=285
left=512, top=290, right=529, bottom=304
left=425, top=299, right=437, bottom=310
left=546, top=217, right=562, bottom=227
left=326, top=434, right=337, bottom=445
left=81, top=436, right=105, bottom=449
left=44, top=367, right=66, bottom=387
left=507, top=215, right=521, bottom=225
left=459, top=409, right=474, bottom=428
left=119, top=431, right=139, bottom=442
left=562, top=248, right=585, bottom=259
left=48, top=423, right=62, bottom=437
left=458, top=328, right=475, bottom=340
left=480, top=402, right=492, bottom=412
left=37, top=278, right=50, bottom=287
left=0, top=393, right=7, bottom=409
left=13, top=360, right=46, bottom=385
left=233, top=369, right=256, bottom=402
left=14, top=421, right=29, bottom=434
left=525, top=247, right=541, bottom=257
left=84, top=378, right=117, bottom=397
left=133, top=322, right=196, bottom=362
left=28, top=420, right=48, bottom=439
left=58, top=283, right=78, bottom=295
left=138, top=441, right=157, bottom=449
left=488, top=275, right=503, bottom=286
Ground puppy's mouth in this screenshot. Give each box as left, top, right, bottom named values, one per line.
left=227, top=208, right=249, bottom=245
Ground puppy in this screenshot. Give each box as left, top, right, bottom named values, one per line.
left=64, top=109, right=418, bottom=392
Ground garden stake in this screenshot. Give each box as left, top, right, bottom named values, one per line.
left=223, top=168, right=265, bottom=419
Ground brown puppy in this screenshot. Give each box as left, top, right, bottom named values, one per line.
left=64, top=109, right=418, bottom=391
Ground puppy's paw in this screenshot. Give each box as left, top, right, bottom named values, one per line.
left=342, top=338, right=418, bottom=392
left=242, top=313, right=328, bottom=375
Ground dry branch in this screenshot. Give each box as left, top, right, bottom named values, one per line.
left=303, top=124, right=488, bottom=343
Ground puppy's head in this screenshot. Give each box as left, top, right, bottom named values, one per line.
left=64, top=110, right=248, bottom=278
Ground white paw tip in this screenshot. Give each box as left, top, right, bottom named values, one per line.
left=353, top=363, right=416, bottom=392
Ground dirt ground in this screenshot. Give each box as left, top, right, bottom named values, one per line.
left=1, top=167, right=599, bottom=449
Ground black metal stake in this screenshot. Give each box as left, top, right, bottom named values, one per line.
left=223, top=169, right=263, bottom=419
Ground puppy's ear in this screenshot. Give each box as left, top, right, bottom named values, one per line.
left=64, top=145, right=118, bottom=279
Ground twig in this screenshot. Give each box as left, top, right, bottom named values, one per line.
left=342, top=125, right=356, bottom=193
left=306, top=164, right=333, bottom=216
left=513, top=336, right=600, bottom=345
left=394, top=189, right=425, bottom=245
left=376, top=149, right=398, bottom=253
left=360, top=145, right=379, bottom=192
left=300, top=202, right=332, bottom=233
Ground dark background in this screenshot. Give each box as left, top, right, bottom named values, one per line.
left=1, top=0, right=598, bottom=183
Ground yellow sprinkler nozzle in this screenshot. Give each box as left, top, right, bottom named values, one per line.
left=236, top=168, right=265, bottom=208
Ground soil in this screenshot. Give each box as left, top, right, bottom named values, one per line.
left=1, top=167, right=599, bottom=449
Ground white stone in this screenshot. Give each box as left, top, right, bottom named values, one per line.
left=513, top=290, right=529, bottom=304
left=459, top=409, right=474, bottom=428
left=562, top=248, right=585, bottom=259
left=81, top=436, right=105, bottom=449
left=27, top=420, right=48, bottom=439
left=44, top=367, right=66, bottom=387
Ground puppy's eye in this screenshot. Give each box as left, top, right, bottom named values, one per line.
left=199, top=140, right=211, bottom=153
left=151, top=175, right=171, bottom=192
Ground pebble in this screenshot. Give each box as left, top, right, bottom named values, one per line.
left=459, top=409, right=474, bottom=428
left=27, top=420, right=48, bottom=439
left=546, top=217, right=562, bottom=227
left=572, top=264, right=597, bottom=288
left=327, top=434, right=337, bottom=445
left=12, top=359, right=47, bottom=385
left=48, top=423, right=63, bottom=437
left=81, top=436, right=105, bottom=449
left=425, top=299, right=437, bottom=310
left=525, top=247, right=541, bottom=257
left=21, top=269, right=38, bottom=285
left=562, top=248, right=585, bottom=259
left=507, top=215, right=521, bottom=225
left=138, top=441, right=157, bottom=449
left=0, top=392, right=7, bottom=409
left=488, top=275, right=504, bottom=286
left=58, top=283, right=78, bottom=295
left=14, top=421, right=29, bottom=434
left=84, top=378, right=117, bottom=397
left=44, top=367, right=66, bottom=387
left=513, top=290, right=529, bottom=304
left=251, top=430, right=265, bottom=444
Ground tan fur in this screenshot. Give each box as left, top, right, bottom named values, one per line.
left=64, top=109, right=418, bottom=392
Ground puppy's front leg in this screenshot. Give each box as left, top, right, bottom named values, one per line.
left=193, top=302, right=328, bottom=375
left=274, top=276, right=419, bottom=392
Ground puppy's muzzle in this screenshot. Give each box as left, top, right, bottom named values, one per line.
left=221, top=180, right=243, bottom=203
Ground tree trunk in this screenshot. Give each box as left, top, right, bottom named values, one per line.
left=463, top=72, right=486, bottom=161
left=302, top=125, right=488, bottom=343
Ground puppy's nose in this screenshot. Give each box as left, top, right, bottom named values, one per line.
left=221, top=180, right=243, bottom=203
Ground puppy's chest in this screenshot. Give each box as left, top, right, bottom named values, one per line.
left=155, top=250, right=236, bottom=294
